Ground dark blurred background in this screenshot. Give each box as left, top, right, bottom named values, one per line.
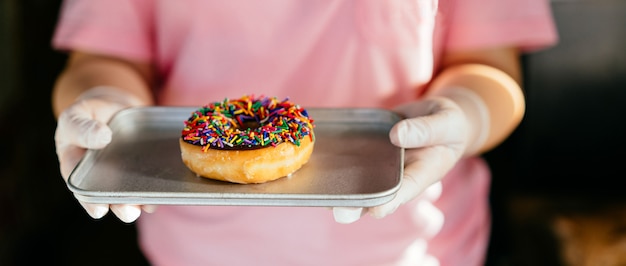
left=1, top=0, right=625, bottom=265
left=0, top=0, right=149, bottom=265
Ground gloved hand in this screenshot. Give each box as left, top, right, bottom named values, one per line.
left=333, top=87, right=489, bottom=225
left=54, top=86, right=155, bottom=223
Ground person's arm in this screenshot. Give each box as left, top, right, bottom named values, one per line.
left=429, top=46, right=524, bottom=155
left=439, top=46, right=522, bottom=83
left=52, top=51, right=155, bottom=117
left=334, top=46, right=524, bottom=224
left=53, top=51, right=156, bottom=222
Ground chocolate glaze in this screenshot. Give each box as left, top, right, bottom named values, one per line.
left=182, top=137, right=284, bottom=150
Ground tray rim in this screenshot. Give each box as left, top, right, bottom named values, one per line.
left=67, top=106, right=404, bottom=207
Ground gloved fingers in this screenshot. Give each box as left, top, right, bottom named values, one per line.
left=369, top=174, right=425, bottom=219
left=400, top=239, right=429, bottom=264
left=403, top=146, right=458, bottom=182
left=370, top=147, right=452, bottom=219
left=389, top=98, right=466, bottom=149
left=423, top=254, right=440, bottom=266
left=422, top=181, right=442, bottom=202
left=77, top=202, right=153, bottom=222
left=78, top=201, right=110, bottom=219
left=400, top=239, right=439, bottom=266
left=142, top=205, right=158, bottom=213
left=333, top=207, right=366, bottom=224
left=332, top=186, right=442, bottom=223
left=412, top=200, right=444, bottom=239
left=110, top=204, right=142, bottom=223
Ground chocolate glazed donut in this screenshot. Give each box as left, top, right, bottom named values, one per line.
left=180, top=95, right=315, bottom=184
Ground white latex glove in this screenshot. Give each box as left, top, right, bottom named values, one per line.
left=334, top=87, right=489, bottom=225
left=55, top=86, right=156, bottom=223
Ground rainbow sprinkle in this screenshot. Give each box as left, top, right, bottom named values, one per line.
left=181, top=95, right=315, bottom=150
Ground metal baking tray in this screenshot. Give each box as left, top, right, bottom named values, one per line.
left=67, top=107, right=403, bottom=207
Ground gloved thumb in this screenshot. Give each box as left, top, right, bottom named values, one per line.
left=55, top=101, right=115, bottom=180
left=55, top=85, right=148, bottom=151
left=56, top=101, right=113, bottom=150
left=389, top=99, right=468, bottom=150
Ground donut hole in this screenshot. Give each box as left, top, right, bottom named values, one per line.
left=239, top=119, right=261, bottom=130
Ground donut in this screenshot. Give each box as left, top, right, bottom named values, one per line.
left=179, top=95, right=315, bottom=184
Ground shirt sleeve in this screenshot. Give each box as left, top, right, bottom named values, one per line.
left=52, top=0, right=154, bottom=61
left=444, top=0, right=558, bottom=52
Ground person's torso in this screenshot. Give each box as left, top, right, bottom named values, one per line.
left=152, top=0, right=442, bottom=108
left=137, top=2, right=490, bottom=265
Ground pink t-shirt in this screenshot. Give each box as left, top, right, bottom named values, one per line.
left=53, top=1, right=557, bottom=265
